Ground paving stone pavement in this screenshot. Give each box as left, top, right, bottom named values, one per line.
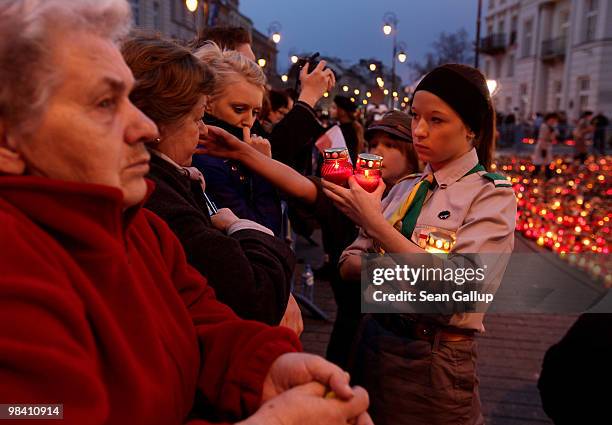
left=295, top=230, right=579, bottom=425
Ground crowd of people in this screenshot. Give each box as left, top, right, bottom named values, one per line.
left=8, top=0, right=609, bottom=424
left=496, top=109, right=610, bottom=159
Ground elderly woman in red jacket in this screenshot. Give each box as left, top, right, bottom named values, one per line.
left=0, top=1, right=371, bottom=424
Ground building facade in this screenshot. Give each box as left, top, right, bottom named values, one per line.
left=127, top=0, right=278, bottom=77
left=480, top=0, right=612, bottom=120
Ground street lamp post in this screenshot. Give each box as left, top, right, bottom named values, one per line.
left=383, top=12, right=398, bottom=107
left=475, top=0, right=483, bottom=68
left=185, top=0, right=199, bottom=35
left=382, top=12, right=407, bottom=108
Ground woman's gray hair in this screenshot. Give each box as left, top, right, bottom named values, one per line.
left=0, top=0, right=132, bottom=136
left=193, top=42, right=266, bottom=103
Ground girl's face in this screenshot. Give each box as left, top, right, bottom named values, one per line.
left=410, top=90, right=473, bottom=170
left=157, top=95, right=207, bottom=167
left=369, top=132, right=413, bottom=186
left=208, top=78, right=263, bottom=129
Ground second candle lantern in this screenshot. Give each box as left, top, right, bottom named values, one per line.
left=354, top=153, right=383, bottom=192
left=321, top=148, right=353, bottom=186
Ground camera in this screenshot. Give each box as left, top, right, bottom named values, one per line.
left=295, top=52, right=321, bottom=74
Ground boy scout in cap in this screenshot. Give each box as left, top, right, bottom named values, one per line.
left=323, top=64, right=517, bottom=425
left=365, top=111, right=420, bottom=188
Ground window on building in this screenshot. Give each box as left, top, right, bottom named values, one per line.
left=559, top=10, right=570, bottom=40
left=520, top=83, right=528, bottom=96
left=554, top=81, right=562, bottom=93
left=507, top=54, right=515, bottom=77
left=510, top=15, right=518, bottom=44
left=579, top=77, right=590, bottom=91
left=487, top=24, right=494, bottom=35
left=489, top=0, right=495, bottom=9
left=495, top=58, right=502, bottom=79
left=128, top=0, right=139, bottom=26
left=153, top=1, right=161, bottom=30
left=522, top=19, right=533, bottom=57
left=485, top=60, right=491, bottom=77
left=505, top=96, right=512, bottom=112
left=497, top=20, right=505, bottom=34
left=584, top=0, right=598, bottom=42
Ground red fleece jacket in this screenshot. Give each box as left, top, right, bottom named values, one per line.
left=0, top=176, right=301, bottom=424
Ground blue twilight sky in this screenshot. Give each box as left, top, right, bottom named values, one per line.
left=240, top=0, right=480, bottom=85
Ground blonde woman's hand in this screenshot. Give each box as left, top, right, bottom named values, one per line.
left=244, top=127, right=272, bottom=158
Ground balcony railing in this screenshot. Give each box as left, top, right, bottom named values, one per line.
left=541, top=36, right=566, bottom=62
left=480, top=33, right=507, bottom=55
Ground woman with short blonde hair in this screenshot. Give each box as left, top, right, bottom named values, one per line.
left=192, top=42, right=283, bottom=235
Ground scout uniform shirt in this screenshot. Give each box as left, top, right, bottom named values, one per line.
left=340, top=148, right=517, bottom=331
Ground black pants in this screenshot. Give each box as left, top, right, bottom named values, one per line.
left=350, top=315, right=484, bottom=425
left=326, top=272, right=363, bottom=368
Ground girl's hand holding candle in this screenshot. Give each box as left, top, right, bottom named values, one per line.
left=321, top=148, right=353, bottom=187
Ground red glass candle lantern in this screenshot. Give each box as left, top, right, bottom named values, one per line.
left=354, top=153, right=383, bottom=192
left=321, top=148, right=353, bottom=186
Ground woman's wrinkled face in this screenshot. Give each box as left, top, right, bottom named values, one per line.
left=410, top=90, right=472, bottom=170
left=207, top=78, right=263, bottom=129
left=157, top=95, right=207, bottom=167
left=11, top=31, right=159, bottom=208
left=368, top=132, right=414, bottom=186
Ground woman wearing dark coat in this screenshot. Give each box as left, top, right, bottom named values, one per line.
left=122, top=35, right=298, bottom=328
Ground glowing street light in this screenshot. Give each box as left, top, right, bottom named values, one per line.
left=486, top=79, right=499, bottom=96
left=383, top=24, right=392, bottom=35
left=354, top=89, right=360, bottom=95
left=366, top=91, right=372, bottom=98
left=369, top=63, right=377, bottom=71
left=290, top=55, right=298, bottom=64
left=323, top=92, right=329, bottom=98
left=363, top=99, right=368, bottom=105
left=281, top=74, right=288, bottom=82
left=376, top=77, right=385, bottom=88
left=257, top=58, right=267, bottom=68
left=185, top=0, right=198, bottom=12
left=397, top=51, right=407, bottom=63
left=384, top=89, right=389, bottom=95
left=268, top=21, right=282, bottom=44
left=392, top=91, right=398, bottom=97
left=403, top=96, right=409, bottom=102
left=342, top=85, right=349, bottom=92
left=350, top=97, right=356, bottom=102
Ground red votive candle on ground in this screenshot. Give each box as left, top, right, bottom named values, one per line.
left=354, top=153, right=382, bottom=192
left=321, top=148, right=353, bottom=186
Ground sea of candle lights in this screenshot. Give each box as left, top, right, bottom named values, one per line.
left=492, top=155, right=611, bottom=287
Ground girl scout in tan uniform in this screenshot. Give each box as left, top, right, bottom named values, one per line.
left=322, top=64, right=517, bottom=425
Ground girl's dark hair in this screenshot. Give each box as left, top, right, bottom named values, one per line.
left=122, top=33, right=215, bottom=127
